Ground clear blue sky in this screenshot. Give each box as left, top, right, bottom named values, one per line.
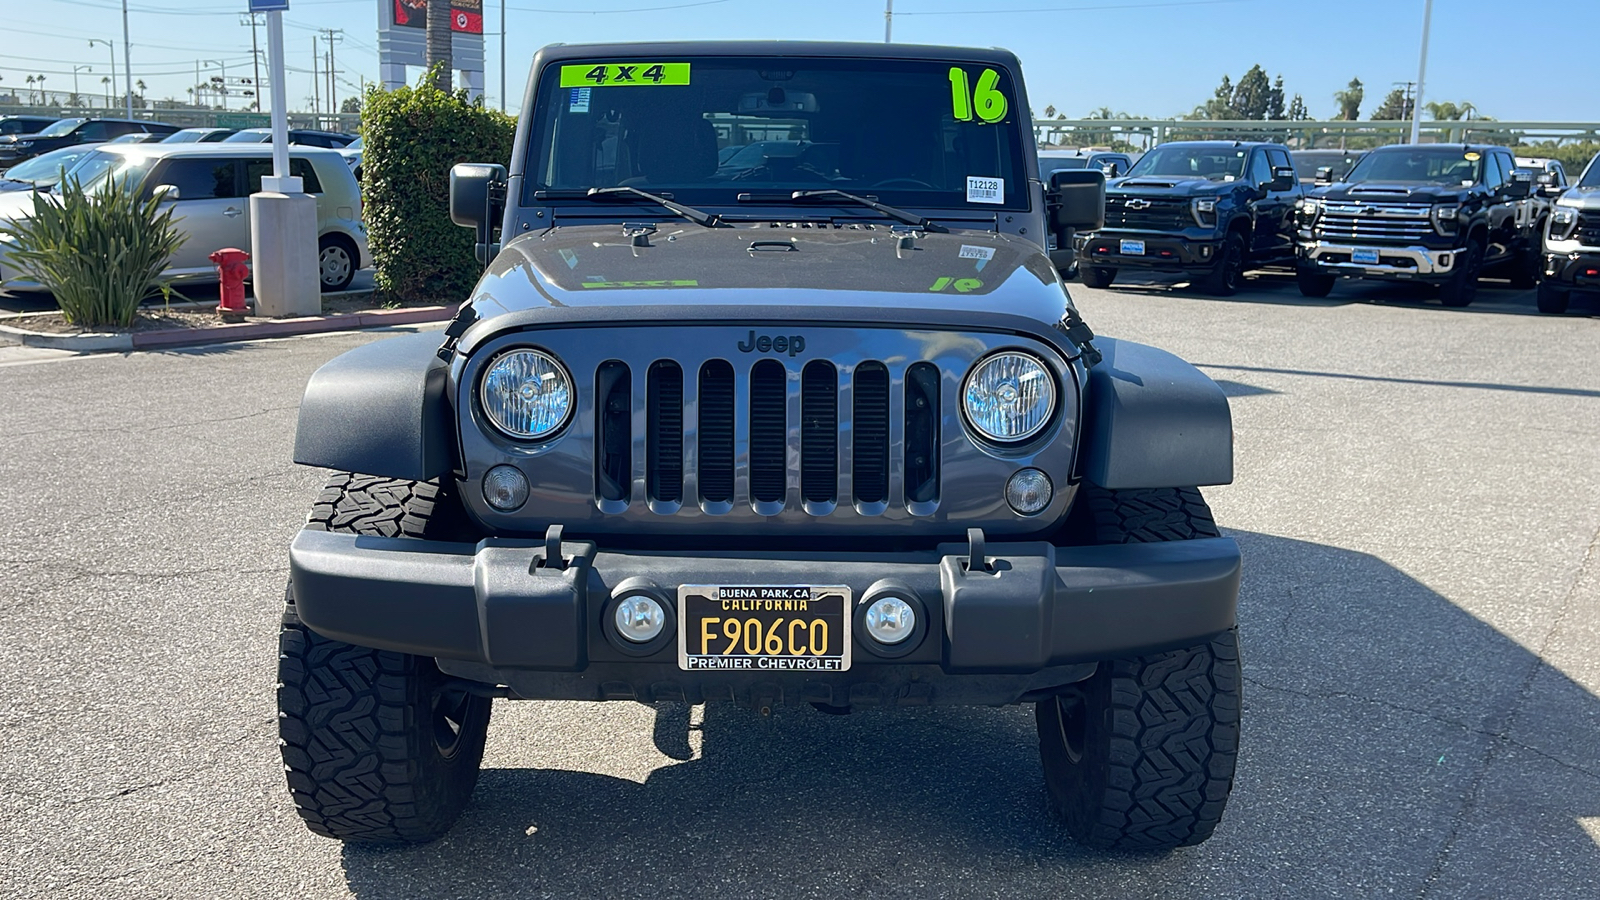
left=5, top=0, right=1598, bottom=122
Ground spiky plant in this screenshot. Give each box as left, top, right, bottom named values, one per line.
left=0, top=175, right=186, bottom=328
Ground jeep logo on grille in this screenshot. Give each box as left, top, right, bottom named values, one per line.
left=738, top=330, right=806, bottom=356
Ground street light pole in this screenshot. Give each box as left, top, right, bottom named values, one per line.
left=121, top=0, right=133, bottom=118
left=1410, top=0, right=1433, bottom=145
left=500, top=0, right=506, bottom=113
left=89, top=39, right=115, bottom=112
left=73, top=65, right=92, bottom=105
left=885, top=0, right=893, bottom=42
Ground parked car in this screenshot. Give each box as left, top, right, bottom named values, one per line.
left=1296, top=143, right=1540, bottom=306
left=337, top=135, right=362, bottom=181
left=279, top=39, right=1243, bottom=855
left=1537, top=151, right=1600, bottom=314
left=162, top=127, right=240, bottom=144
left=223, top=127, right=358, bottom=149
left=0, top=115, right=59, bottom=138
left=0, top=118, right=181, bottom=166
left=1073, top=140, right=1303, bottom=295
left=0, top=144, right=368, bottom=292
left=0, top=144, right=103, bottom=193
left=1290, top=148, right=1365, bottom=185
left=105, top=132, right=166, bottom=145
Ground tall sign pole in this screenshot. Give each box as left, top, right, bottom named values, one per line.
left=1409, top=0, right=1433, bottom=145
left=251, top=0, right=320, bottom=318
left=264, top=3, right=291, bottom=182
left=884, top=0, right=893, bottom=42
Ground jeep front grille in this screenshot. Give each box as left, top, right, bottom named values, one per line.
left=1316, top=202, right=1433, bottom=242
left=593, top=355, right=936, bottom=514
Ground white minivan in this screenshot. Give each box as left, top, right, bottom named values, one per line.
left=0, top=143, right=369, bottom=293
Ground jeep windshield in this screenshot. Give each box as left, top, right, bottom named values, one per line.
left=524, top=57, right=1027, bottom=212
left=1343, top=149, right=1484, bottom=186
left=1123, top=145, right=1247, bottom=182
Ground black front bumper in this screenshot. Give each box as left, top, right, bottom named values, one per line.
left=1544, top=251, right=1600, bottom=293
left=289, top=529, right=1241, bottom=706
left=1073, top=232, right=1220, bottom=274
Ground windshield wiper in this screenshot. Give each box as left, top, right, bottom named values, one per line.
left=757, top=189, right=948, bottom=232
left=582, top=186, right=727, bottom=228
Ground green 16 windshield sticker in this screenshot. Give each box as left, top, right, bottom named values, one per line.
left=949, top=67, right=1008, bottom=123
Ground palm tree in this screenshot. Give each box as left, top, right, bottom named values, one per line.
left=102, top=76, right=112, bottom=108
left=36, top=74, right=46, bottom=106
left=26, top=75, right=36, bottom=105
left=425, top=0, right=452, bottom=91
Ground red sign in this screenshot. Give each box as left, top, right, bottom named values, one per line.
left=392, top=0, right=483, bottom=35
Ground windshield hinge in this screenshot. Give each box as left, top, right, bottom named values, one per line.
left=1056, top=305, right=1102, bottom=368
left=435, top=303, right=480, bottom=362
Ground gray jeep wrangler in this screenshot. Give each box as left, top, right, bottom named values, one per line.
left=280, top=41, right=1242, bottom=853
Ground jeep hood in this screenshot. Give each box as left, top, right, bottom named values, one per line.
left=465, top=224, right=1068, bottom=326
left=1311, top=182, right=1469, bottom=203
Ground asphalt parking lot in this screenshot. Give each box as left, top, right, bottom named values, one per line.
left=1, top=272, right=1597, bottom=899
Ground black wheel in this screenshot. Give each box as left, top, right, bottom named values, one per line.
left=1536, top=280, right=1570, bottom=314
left=277, top=474, right=490, bottom=844
left=1040, top=486, right=1241, bottom=852
left=1200, top=232, right=1247, bottom=297
left=1508, top=233, right=1541, bottom=290
left=1438, top=238, right=1483, bottom=308
left=1080, top=266, right=1117, bottom=289
left=1296, top=265, right=1336, bottom=298
left=318, top=234, right=359, bottom=293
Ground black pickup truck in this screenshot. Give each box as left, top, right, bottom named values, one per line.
left=1072, top=140, right=1302, bottom=295
left=1295, top=143, right=1539, bottom=307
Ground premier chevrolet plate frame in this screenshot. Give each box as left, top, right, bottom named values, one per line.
left=677, top=585, right=853, bottom=672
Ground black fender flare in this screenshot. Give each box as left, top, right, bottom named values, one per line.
left=1077, top=337, right=1233, bottom=489
left=293, top=331, right=456, bottom=481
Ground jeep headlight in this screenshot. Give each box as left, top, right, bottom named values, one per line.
left=962, top=352, right=1056, bottom=442
left=1192, top=197, right=1218, bottom=227
left=1550, top=206, right=1579, bottom=240
left=480, top=348, right=573, bottom=440
left=1431, top=204, right=1460, bottom=235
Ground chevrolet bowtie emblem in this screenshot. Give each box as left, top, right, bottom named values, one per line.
left=1125, top=199, right=1151, bottom=210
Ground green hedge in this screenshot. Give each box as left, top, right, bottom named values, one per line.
left=362, top=73, right=515, bottom=303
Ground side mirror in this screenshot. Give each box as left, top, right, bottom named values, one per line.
left=1506, top=170, right=1533, bottom=199
left=1314, top=166, right=1335, bottom=186
left=1049, top=169, right=1106, bottom=233
left=150, top=184, right=180, bottom=202
left=1100, top=161, right=1120, bottom=178
left=1268, top=166, right=1297, bottom=192
left=1536, top=172, right=1555, bottom=186
left=450, top=162, right=507, bottom=265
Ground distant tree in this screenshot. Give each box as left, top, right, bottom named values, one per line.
left=1287, top=94, right=1310, bottom=121
left=1043, top=104, right=1056, bottom=118
left=1370, top=88, right=1410, bottom=120
left=1267, top=75, right=1287, bottom=120
left=1333, top=77, right=1364, bottom=121
left=1231, top=65, right=1273, bottom=119
left=341, top=96, right=362, bottom=115
left=1425, top=100, right=1480, bottom=121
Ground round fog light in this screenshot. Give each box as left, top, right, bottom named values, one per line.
left=864, top=596, right=916, bottom=645
left=483, top=465, right=529, bottom=511
left=1006, top=468, right=1053, bottom=516
left=614, top=595, right=666, bottom=643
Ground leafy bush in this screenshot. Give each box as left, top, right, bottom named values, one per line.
left=362, top=71, right=516, bottom=303
left=1510, top=140, right=1600, bottom=175
left=0, top=176, right=185, bottom=328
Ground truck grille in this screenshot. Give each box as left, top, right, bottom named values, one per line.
left=593, top=355, right=937, bottom=513
left=1316, top=202, right=1433, bottom=242
left=1103, top=196, right=1192, bottom=231
left=1577, top=213, right=1600, bottom=247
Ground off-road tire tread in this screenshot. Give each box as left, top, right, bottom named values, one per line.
left=1079, top=485, right=1221, bottom=543
left=280, top=473, right=488, bottom=844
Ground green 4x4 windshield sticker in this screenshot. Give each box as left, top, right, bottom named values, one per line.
left=559, top=63, right=691, bottom=87
left=949, top=67, right=1008, bottom=124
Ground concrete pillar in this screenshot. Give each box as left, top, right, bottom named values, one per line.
left=380, top=62, right=407, bottom=90
left=462, top=68, right=483, bottom=102
left=250, top=182, right=321, bottom=317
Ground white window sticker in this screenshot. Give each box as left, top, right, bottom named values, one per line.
left=966, top=176, right=1004, bottom=205
left=958, top=244, right=995, bottom=261
left=569, top=87, right=591, bottom=113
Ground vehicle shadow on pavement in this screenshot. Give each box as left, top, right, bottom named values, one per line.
left=337, top=531, right=1600, bottom=899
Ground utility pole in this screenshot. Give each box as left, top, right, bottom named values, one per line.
left=241, top=13, right=264, bottom=112
left=320, top=28, right=343, bottom=114
left=1410, top=0, right=1433, bottom=145
left=500, top=0, right=506, bottom=112
left=311, top=36, right=320, bottom=117
left=885, top=0, right=893, bottom=42
left=1394, top=81, right=1416, bottom=125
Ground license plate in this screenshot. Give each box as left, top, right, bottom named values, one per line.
left=1120, top=239, right=1146, bottom=256
left=1352, top=248, right=1380, bottom=265
left=678, top=585, right=851, bottom=672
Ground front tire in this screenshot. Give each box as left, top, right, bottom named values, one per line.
left=1040, top=486, right=1241, bottom=852
left=1199, top=232, right=1246, bottom=297
left=318, top=234, right=359, bottom=293
left=1537, top=281, right=1570, bottom=314
left=277, top=474, right=490, bottom=844
left=1438, top=238, right=1483, bottom=308
left=1080, top=266, right=1117, bottom=289
left=1296, top=266, right=1336, bottom=298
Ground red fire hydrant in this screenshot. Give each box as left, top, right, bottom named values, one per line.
left=210, top=248, right=251, bottom=321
